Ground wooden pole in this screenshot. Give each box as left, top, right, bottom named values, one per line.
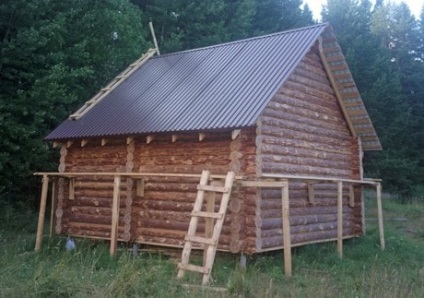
left=281, top=180, right=292, bottom=276
left=69, top=178, right=75, bottom=200
left=49, top=179, right=58, bottom=238
left=337, top=181, right=343, bottom=258
left=110, top=175, right=121, bottom=256
left=203, top=182, right=216, bottom=265
left=35, top=175, right=49, bottom=251
left=376, top=183, right=385, bottom=250
left=149, top=21, right=160, bottom=55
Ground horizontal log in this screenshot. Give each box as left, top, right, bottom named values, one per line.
left=136, top=235, right=230, bottom=247
left=282, top=80, right=338, bottom=107
left=135, top=192, right=197, bottom=203
left=261, top=154, right=349, bottom=172
left=64, top=221, right=124, bottom=233
left=294, top=61, right=330, bottom=85
left=289, top=73, right=334, bottom=95
left=271, top=93, right=342, bottom=123
left=134, top=200, right=195, bottom=212
left=144, top=182, right=197, bottom=192
left=256, top=213, right=355, bottom=230
left=69, top=206, right=121, bottom=216
left=278, top=85, right=339, bottom=112
left=72, top=197, right=114, bottom=207
left=260, top=135, right=351, bottom=159
left=139, top=144, right=231, bottom=157
left=68, top=213, right=125, bottom=226
left=259, top=220, right=353, bottom=238
left=139, top=165, right=230, bottom=174
left=261, top=115, right=350, bottom=142
left=260, top=124, right=352, bottom=153
left=137, top=210, right=231, bottom=225
left=74, top=189, right=127, bottom=198
left=135, top=236, right=231, bottom=251
left=262, top=163, right=351, bottom=178
left=257, top=227, right=355, bottom=249
left=262, top=105, right=348, bottom=135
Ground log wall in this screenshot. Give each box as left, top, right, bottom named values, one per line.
left=60, top=129, right=258, bottom=253
left=255, top=45, right=363, bottom=251
left=60, top=139, right=128, bottom=240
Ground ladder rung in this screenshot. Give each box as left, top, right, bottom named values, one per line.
left=197, top=185, right=229, bottom=193
left=191, top=211, right=223, bottom=219
left=185, top=235, right=217, bottom=246
left=178, top=263, right=209, bottom=274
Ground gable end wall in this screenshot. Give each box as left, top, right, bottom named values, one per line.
left=254, top=45, right=363, bottom=251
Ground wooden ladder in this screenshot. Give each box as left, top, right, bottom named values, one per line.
left=69, top=48, right=157, bottom=120
left=177, top=170, right=235, bottom=285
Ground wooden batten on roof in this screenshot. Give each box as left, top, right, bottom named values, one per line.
left=68, top=47, right=158, bottom=121
left=318, top=28, right=382, bottom=151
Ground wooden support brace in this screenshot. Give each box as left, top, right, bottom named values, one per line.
left=199, top=133, right=206, bottom=142
left=126, top=137, right=134, bottom=144
left=110, top=175, right=121, bottom=256
left=232, top=129, right=241, bottom=140
left=69, top=178, right=75, bottom=200
left=146, top=135, right=155, bottom=144
left=136, top=179, right=145, bottom=197
left=52, top=142, right=60, bottom=148
left=192, top=211, right=222, bottom=219
left=337, top=181, right=343, bottom=258
left=35, top=175, right=49, bottom=251
left=66, top=140, right=73, bottom=148
left=281, top=180, right=292, bottom=276
left=172, top=134, right=178, bottom=142
left=307, top=182, right=315, bottom=205
left=241, top=181, right=287, bottom=187
left=203, top=184, right=216, bottom=264
left=49, top=179, right=58, bottom=238
left=186, top=235, right=217, bottom=246
left=81, top=139, right=89, bottom=147
left=197, top=184, right=229, bottom=193
left=376, top=183, right=385, bottom=250
left=101, top=138, right=107, bottom=146
left=349, top=184, right=355, bottom=207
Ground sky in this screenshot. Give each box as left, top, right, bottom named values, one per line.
left=303, top=0, right=423, bottom=21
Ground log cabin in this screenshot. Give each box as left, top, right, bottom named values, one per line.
left=37, top=23, right=383, bottom=262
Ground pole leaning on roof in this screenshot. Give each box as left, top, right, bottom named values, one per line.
left=149, top=21, right=160, bottom=56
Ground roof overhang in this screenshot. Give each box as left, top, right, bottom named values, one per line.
left=317, top=26, right=382, bottom=151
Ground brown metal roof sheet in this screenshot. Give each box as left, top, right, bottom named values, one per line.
left=45, top=23, right=381, bottom=151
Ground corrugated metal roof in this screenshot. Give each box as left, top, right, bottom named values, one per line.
left=45, top=23, right=381, bottom=150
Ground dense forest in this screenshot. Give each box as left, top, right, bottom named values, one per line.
left=0, top=0, right=423, bottom=206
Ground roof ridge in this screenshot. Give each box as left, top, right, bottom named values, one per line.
left=151, top=23, right=329, bottom=59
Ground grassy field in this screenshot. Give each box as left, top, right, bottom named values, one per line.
left=1, top=195, right=424, bottom=297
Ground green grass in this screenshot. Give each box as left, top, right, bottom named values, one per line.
left=1, top=196, right=424, bottom=297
